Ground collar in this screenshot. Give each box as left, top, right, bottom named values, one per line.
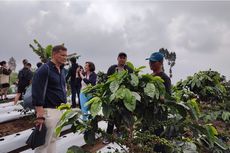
left=48, top=60, right=64, bottom=70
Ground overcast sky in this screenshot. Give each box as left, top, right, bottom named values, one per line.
left=0, top=0, right=230, bottom=84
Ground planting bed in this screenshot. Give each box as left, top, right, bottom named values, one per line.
left=0, top=115, right=34, bottom=137
left=0, top=114, right=109, bottom=153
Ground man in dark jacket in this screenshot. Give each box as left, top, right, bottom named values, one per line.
left=107, top=52, right=133, bottom=76
left=103, top=52, right=133, bottom=144
left=14, top=60, right=33, bottom=105
left=32, top=45, right=67, bottom=153
left=66, top=57, right=81, bottom=108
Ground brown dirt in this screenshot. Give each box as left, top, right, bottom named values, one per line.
left=82, top=138, right=107, bottom=153
left=0, top=115, right=35, bottom=137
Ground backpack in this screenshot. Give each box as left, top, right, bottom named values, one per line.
left=23, top=64, right=49, bottom=109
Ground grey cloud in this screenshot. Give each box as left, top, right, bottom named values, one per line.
left=0, top=1, right=230, bottom=83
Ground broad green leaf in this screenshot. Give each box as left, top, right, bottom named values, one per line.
left=135, top=66, right=146, bottom=72
left=126, top=61, right=135, bottom=70
left=137, top=66, right=146, bottom=70
left=130, top=73, right=139, bottom=87
left=141, top=74, right=155, bottom=81
left=154, top=79, right=166, bottom=97
left=188, top=98, right=200, bottom=116
left=55, top=126, right=63, bottom=137
left=84, top=97, right=101, bottom=107
left=131, top=92, right=141, bottom=101
left=109, top=80, right=120, bottom=93
left=210, top=126, right=218, bottom=136
left=57, top=103, right=71, bottom=110
left=115, top=87, right=126, bottom=99
left=59, top=110, right=71, bottom=121
left=144, top=83, right=156, bottom=98
left=152, top=76, right=164, bottom=83
left=124, top=95, right=136, bottom=112
left=64, top=110, right=79, bottom=121
left=205, top=124, right=218, bottom=142
left=117, top=70, right=128, bottom=80
left=82, top=84, right=93, bottom=93
left=186, top=99, right=200, bottom=121
left=123, top=88, right=136, bottom=111
left=87, top=97, right=102, bottom=117
left=166, top=101, right=189, bottom=118
left=55, top=109, right=80, bottom=136
left=109, top=93, right=116, bottom=102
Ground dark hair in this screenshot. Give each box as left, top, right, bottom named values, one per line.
left=52, top=45, right=67, bottom=53
left=70, top=57, right=76, bottom=63
left=23, top=59, right=28, bottom=65
left=36, top=62, right=43, bottom=68
left=26, top=63, right=32, bottom=67
left=86, top=62, right=95, bottom=72
left=1, top=61, right=6, bottom=65
left=118, top=52, right=127, bottom=58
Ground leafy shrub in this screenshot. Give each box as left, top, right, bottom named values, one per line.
left=56, top=65, right=229, bottom=153
left=175, top=70, right=226, bottom=103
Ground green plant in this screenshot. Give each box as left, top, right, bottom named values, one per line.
left=29, top=39, right=53, bottom=63
left=159, top=48, right=176, bottom=78
left=56, top=65, right=229, bottom=153
left=97, top=71, right=107, bottom=84
left=175, top=70, right=227, bottom=103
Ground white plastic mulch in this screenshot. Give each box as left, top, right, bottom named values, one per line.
left=97, top=143, right=125, bottom=153
left=0, top=110, right=34, bottom=123
left=0, top=121, right=108, bottom=153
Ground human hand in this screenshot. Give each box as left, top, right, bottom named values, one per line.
left=35, top=106, right=45, bottom=131
left=34, top=117, right=45, bottom=131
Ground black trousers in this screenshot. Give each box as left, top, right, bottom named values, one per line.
left=70, top=82, right=81, bottom=108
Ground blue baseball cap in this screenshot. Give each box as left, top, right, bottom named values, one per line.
left=146, top=52, right=164, bottom=62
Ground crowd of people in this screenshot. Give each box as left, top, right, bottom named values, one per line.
left=0, top=59, right=33, bottom=102
left=1, top=45, right=171, bottom=153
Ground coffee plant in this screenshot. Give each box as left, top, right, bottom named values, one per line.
left=56, top=65, right=229, bottom=153
left=174, top=70, right=226, bottom=103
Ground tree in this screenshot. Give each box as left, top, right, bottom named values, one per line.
left=30, top=39, right=79, bottom=65
left=29, top=39, right=53, bottom=63
left=159, top=48, right=176, bottom=78
left=8, top=57, right=16, bottom=71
